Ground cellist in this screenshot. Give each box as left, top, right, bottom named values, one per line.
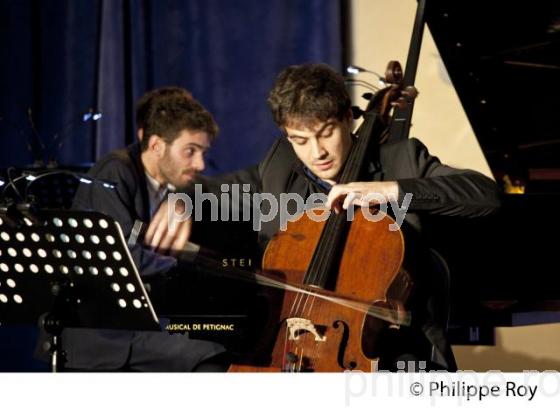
left=196, top=63, right=501, bottom=371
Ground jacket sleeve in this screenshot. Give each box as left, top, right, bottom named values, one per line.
left=72, top=157, right=176, bottom=279
left=396, top=138, right=501, bottom=217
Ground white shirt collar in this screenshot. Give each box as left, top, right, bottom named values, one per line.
left=144, top=171, right=176, bottom=216
left=144, top=171, right=176, bottom=194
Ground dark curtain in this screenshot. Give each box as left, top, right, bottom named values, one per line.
left=0, top=0, right=342, bottom=173
left=0, top=0, right=342, bottom=370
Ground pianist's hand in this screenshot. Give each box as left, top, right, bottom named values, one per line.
left=144, top=198, right=192, bottom=256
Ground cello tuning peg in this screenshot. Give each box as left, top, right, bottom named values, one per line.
left=351, top=106, right=365, bottom=119
left=402, top=86, right=419, bottom=101
left=384, top=61, right=403, bottom=84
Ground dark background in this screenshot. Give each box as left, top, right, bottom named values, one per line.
left=4, top=0, right=559, bottom=372
left=0, top=0, right=343, bottom=371
left=0, top=0, right=343, bottom=172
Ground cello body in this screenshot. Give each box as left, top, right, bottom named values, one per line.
left=229, top=208, right=413, bottom=372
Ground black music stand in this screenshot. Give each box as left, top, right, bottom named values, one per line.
left=26, top=171, right=82, bottom=209
left=0, top=207, right=160, bottom=372
left=1, top=167, right=86, bottom=210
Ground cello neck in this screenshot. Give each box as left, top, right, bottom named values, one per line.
left=303, top=94, right=389, bottom=289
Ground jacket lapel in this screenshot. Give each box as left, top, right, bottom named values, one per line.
left=127, top=143, right=151, bottom=221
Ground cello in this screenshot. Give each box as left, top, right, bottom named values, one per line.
left=227, top=61, right=420, bottom=372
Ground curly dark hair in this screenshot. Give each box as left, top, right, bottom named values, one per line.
left=136, top=86, right=192, bottom=129
left=267, top=63, right=351, bottom=128
left=138, top=87, right=218, bottom=151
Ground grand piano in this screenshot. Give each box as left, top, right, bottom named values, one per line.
left=421, top=0, right=560, bottom=344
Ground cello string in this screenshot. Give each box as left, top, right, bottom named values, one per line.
left=292, top=272, right=315, bottom=372
left=299, top=212, right=340, bottom=369
left=293, top=290, right=306, bottom=316
left=282, top=327, right=290, bottom=371
left=298, top=212, right=339, bottom=369
left=289, top=293, right=306, bottom=372
left=300, top=289, right=313, bottom=315
left=296, top=281, right=318, bottom=370
left=285, top=283, right=303, bottom=370
left=308, top=118, right=371, bottom=288
left=302, top=296, right=315, bottom=316
left=307, top=294, right=322, bottom=370
left=287, top=284, right=309, bottom=371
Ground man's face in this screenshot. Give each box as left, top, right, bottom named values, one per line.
left=285, top=116, right=353, bottom=184
left=157, top=129, right=210, bottom=189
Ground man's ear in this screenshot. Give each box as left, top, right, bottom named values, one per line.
left=148, top=135, right=164, bottom=156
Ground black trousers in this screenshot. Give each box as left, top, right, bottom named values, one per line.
left=376, top=326, right=445, bottom=372
left=64, top=352, right=230, bottom=372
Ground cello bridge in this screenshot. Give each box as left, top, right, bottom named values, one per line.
left=286, top=318, right=326, bottom=342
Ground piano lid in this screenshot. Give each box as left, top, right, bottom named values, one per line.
left=425, top=0, right=560, bottom=192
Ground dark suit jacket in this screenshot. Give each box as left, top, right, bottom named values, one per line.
left=60, top=143, right=224, bottom=371
left=198, top=136, right=501, bottom=370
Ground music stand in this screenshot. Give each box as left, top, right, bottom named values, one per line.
left=0, top=208, right=160, bottom=372
left=26, top=171, right=82, bottom=209
left=1, top=167, right=86, bottom=210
